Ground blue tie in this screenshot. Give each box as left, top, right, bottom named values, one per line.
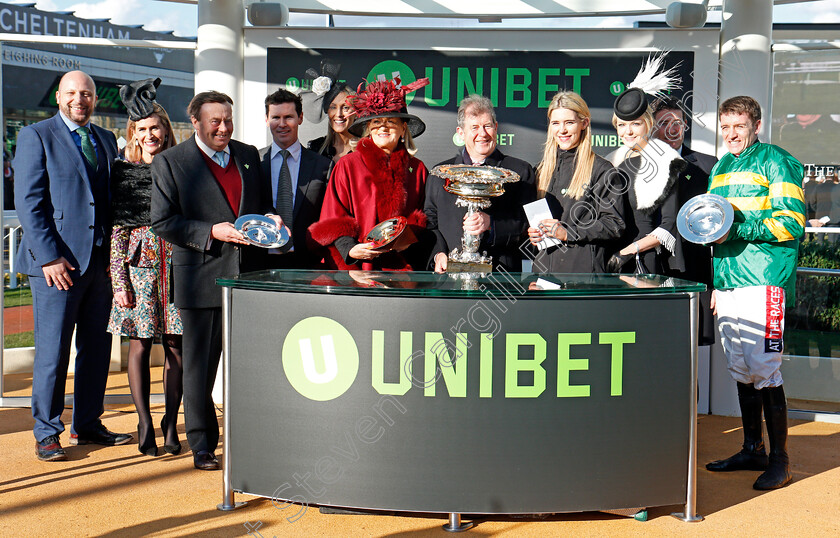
left=213, top=151, right=227, bottom=168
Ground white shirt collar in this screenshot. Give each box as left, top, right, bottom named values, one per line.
left=194, top=134, right=229, bottom=160
left=271, top=139, right=302, bottom=161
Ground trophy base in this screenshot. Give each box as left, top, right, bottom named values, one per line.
left=447, top=260, right=492, bottom=273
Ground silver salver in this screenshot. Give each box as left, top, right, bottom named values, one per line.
left=677, top=194, right=735, bottom=244
left=431, top=163, right=520, bottom=273
left=365, top=216, right=418, bottom=252
left=234, top=214, right=289, bottom=248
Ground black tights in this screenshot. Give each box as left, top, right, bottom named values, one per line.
left=127, top=335, right=183, bottom=447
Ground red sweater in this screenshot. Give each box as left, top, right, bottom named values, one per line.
left=200, top=151, right=242, bottom=215
left=308, top=138, right=427, bottom=270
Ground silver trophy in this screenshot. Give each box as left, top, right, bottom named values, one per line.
left=431, top=163, right=520, bottom=273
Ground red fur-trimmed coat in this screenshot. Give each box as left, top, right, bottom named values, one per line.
left=308, top=138, right=428, bottom=270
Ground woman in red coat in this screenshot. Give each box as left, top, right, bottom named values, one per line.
left=309, top=78, right=430, bottom=270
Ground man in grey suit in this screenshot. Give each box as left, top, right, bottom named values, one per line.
left=15, top=70, right=131, bottom=461
left=260, top=89, right=331, bottom=268
left=151, top=91, right=276, bottom=470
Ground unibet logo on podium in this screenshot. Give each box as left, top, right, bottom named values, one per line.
left=282, top=317, right=359, bottom=401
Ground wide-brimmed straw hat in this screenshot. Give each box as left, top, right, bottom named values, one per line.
left=348, top=78, right=429, bottom=138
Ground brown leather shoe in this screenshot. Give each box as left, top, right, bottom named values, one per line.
left=193, top=451, right=220, bottom=471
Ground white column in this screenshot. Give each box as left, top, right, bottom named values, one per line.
left=196, top=0, right=245, bottom=135
left=710, top=0, right=774, bottom=416
left=719, top=0, right=773, bottom=141
left=196, top=0, right=244, bottom=404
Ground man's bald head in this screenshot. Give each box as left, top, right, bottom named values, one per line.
left=56, top=71, right=97, bottom=126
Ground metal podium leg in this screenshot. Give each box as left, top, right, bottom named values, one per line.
left=218, top=287, right=246, bottom=511
left=672, top=291, right=704, bottom=522
left=442, top=513, right=475, bottom=532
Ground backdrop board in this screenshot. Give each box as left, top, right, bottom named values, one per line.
left=220, top=271, right=704, bottom=515
left=267, top=49, right=693, bottom=167
left=243, top=28, right=721, bottom=164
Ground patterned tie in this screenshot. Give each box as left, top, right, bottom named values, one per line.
left=276, top=149, right=294, bottom=248
left=76, top=126, right=97, bottom=169
left=213, top=150, right=227, bottom=168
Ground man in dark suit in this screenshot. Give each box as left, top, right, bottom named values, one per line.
left=653, top=97, right=718, bottom=345
left=15, top=70, right=130, bottom=461
left=260, top=89, right=331, bottom=268
left=425, top=94, right=536, bottom=272
left=151, top=91, right=276, bottom=470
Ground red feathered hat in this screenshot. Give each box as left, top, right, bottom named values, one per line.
left=348, top=78, right=429, bottom=138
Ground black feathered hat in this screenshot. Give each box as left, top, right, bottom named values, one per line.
left=613, top=54, right=680, bottom=121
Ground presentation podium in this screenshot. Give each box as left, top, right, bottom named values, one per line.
left=216, top=270, right=704, bottom=525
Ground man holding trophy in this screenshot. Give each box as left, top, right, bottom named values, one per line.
left=425, top=95, right=536, bottom=272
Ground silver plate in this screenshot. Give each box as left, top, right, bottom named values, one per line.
left=677, top=194, right=735, bottom=244
left=234, top=214, right=289, bottom=248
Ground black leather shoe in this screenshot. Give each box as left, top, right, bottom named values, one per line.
left=36, top=435, right=67, bottom=461
left=70, top=425, right=133, bottom=446
left=138, top=422, right=158, bottom=457
left=707, top=382, right=769, bottom=473
left=161, top=416, right=182, bottom=455
left=706, top=449, right=769, bottom=472
left=753, top=386, right=792, bottom=490
left=194, top=451, right=220, bottom=471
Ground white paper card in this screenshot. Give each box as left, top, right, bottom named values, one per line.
left=523, top=198, right=562, bottom=250
left=535, top=277, right=563, bottom=290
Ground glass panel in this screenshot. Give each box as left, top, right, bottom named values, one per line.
left=2, top=212, right=32, bottom=397
left=784, top=237, right=840, bottom=413
left=773, top=49, right=840, bottom=414
left=218, top=270, right=705, bottom=298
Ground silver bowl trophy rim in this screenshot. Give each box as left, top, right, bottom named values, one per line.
left=676, top=193, right=735, bottom=244
left=431, top=163, right=521, bottom=184
left=234, top=214, right=290, bottom=248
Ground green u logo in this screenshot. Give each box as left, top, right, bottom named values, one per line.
left=282, top=317, right=359, bottom=401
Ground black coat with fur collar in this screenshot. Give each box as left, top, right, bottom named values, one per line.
left=615, top=139, right=687, bottom=274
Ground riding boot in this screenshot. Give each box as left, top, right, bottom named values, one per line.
left=706, top=382, right=769, bottom=472
left=753, top=385, right=792, bottom=490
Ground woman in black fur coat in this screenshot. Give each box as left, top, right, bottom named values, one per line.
left=606, top=55, right=687, bottom=275
left=607, top=106, right=687, bottom=275
left=108, top=80, right=183, bottom=457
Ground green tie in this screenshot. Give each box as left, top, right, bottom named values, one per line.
left=77, top=126, right=97, bottom=170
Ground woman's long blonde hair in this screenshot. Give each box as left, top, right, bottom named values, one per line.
left=536, top=91, right=595, bottom=199
left=124, top=103, right=177, bottom=163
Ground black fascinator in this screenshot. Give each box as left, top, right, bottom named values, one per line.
left=613, top=54, right=680, bottom=121
left=119, top=77, right=161, bottom=121
left=302, top=60, right=352, bottom=124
